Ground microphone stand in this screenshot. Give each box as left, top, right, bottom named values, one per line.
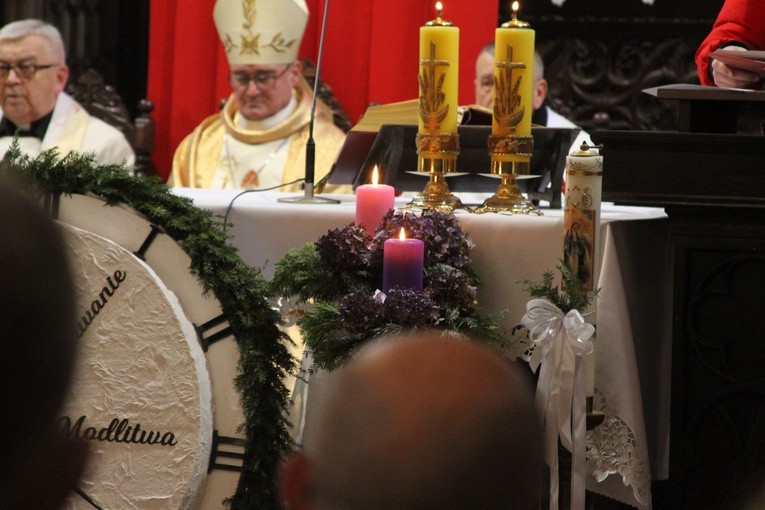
left=279, top=0, right=339, bottom=205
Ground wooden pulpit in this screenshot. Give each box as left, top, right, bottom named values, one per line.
left=594, top=84, right=765, bottom=510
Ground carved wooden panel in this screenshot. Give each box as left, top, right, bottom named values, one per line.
left=597, top=127, right=765, bottom=507
left=45, top=0, right=105, bottom=80
left=539, top=35, right=700, bottom=131
left=498, top=0, right=726, bottom=132
left=672, top=239, right=765, bottom=509
left=2, top=1, right=47, bottom=22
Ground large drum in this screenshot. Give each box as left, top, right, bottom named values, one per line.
left=58, top=194, right=244, bottom=509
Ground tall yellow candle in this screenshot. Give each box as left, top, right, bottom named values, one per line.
left=492, top=1, right=534, bottom=163
left=418, top=2, right=459, bottom=137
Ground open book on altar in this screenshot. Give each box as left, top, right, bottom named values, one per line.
left=709, top=49, right=765, bottom=78
left=328, top=100, right=579, bottom=207
left=350, top=99, right=493, bottom=132
left=351, top=99, right=419, bottom=131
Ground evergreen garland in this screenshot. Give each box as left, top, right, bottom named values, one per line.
left=517, top=259, right=599, bottom=313
left=0, top=146, right=291, bottom=510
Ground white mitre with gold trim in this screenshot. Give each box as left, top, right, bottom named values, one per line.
left=214, top=0, right=309, bottom=65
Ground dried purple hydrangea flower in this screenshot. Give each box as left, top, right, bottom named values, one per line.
left=316, top=224, right=372, bottom=270
left=383, top=288, right=440, bottom=327
left=426, top=267, right=478, bottom=312
left=373, top=209, right=474, bottom=269
left=338, top=291, right=385, bottom=333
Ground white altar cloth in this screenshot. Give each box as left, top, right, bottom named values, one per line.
left=173, top=188, right=673, bottom=509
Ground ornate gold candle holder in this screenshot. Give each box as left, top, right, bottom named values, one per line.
left=405, top=4, right=464, bottom=213
left=405, top=131, right=464, bottom=211
left=473, top=133, right=540, bottom=214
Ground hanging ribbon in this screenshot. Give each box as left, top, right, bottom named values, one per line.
left=521, top=298, right=594, bottom=510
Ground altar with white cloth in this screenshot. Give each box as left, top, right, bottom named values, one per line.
left=173, top=188, right=672, bottom=509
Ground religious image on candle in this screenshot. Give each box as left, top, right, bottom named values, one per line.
left=563, top=209, right=595, bottom=290
left=355, top=165, right=395, bottom=232
left=382, top=228, right=425, bottom=293
left=563, top=145, right=603, bottom=292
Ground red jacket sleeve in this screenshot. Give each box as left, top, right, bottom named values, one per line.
left=695, top=0, right=765, bottom=85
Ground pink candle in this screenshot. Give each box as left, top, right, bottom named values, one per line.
left=382, top=228, right=425, bottom=293
left=355, top=165, right=395, bottom=232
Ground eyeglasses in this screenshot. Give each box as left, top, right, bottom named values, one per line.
left=230, top=64, right=292, bottom=90
left=0, top=62, right=59, bottom=81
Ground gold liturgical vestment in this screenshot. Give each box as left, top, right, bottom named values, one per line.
left=170, top=79, right=347, bottom=193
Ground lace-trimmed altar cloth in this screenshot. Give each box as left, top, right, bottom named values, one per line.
left=511, top=325, right=651, bottom=509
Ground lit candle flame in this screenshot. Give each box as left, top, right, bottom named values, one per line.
left=372, top=165, right=379, bottom=186
left=512, top=1, right=519, bottom=19
left=435, top=1, right=443, bottom=17
left=399, top=227, right=407, bottom=241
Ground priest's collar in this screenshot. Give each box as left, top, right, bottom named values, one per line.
left=236, top=95, right=298, bottom=131
left=221, top=79, right=314, bottom=144
left=0, top=111, right=53, bottom=139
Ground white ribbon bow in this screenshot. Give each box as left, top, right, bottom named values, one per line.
left=521, top=298, right=594, bottom=510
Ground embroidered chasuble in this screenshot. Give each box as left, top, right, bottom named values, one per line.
left=170, top=79, right=348, bottom=193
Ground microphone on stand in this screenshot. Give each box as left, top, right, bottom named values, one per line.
left=279, top=0, right=339, bottom=205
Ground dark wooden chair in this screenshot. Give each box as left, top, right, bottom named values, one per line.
left=300, top=58, right=353, bottom=133
left=65, top=69, right=156, bottom=177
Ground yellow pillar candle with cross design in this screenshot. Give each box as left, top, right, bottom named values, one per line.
left=492, top=2, right=534, bottom=163
left=418, top=2, right=459, bottom=137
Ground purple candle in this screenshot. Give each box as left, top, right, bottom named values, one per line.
left=355, top=165, right=395, bottom=232
left=382, top=228, right=425, bottom=292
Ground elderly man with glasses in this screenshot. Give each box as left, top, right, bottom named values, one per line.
left=170, top=0, right=347, bottom=192
left=0, top=19, right=134, bottom=166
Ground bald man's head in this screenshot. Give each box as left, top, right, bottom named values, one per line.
left=475, top=44, right=548, bottom=111
left=280, top=332, right=542, bottom=510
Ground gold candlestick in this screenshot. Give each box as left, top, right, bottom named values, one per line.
left=474, top=1, right=539, bottom=215
left=408, top=131, right=463, bottom=211
left=474, top=134, right=539, bottom=214
left=407, top=2, right=464, bottom=212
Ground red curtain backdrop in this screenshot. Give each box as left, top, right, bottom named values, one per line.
left=147, top=0, right=499, bottom=180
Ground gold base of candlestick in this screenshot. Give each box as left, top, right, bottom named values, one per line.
left=474, top=135, right=541, bottom=215
left=473, top=172, right=541, bottom=215
left=403, top=170, right=465, bottom=212
left=405, top=133, right=464, bottom=212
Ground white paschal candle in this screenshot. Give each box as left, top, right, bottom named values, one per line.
left=564, top=143, right=603, bottom=396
